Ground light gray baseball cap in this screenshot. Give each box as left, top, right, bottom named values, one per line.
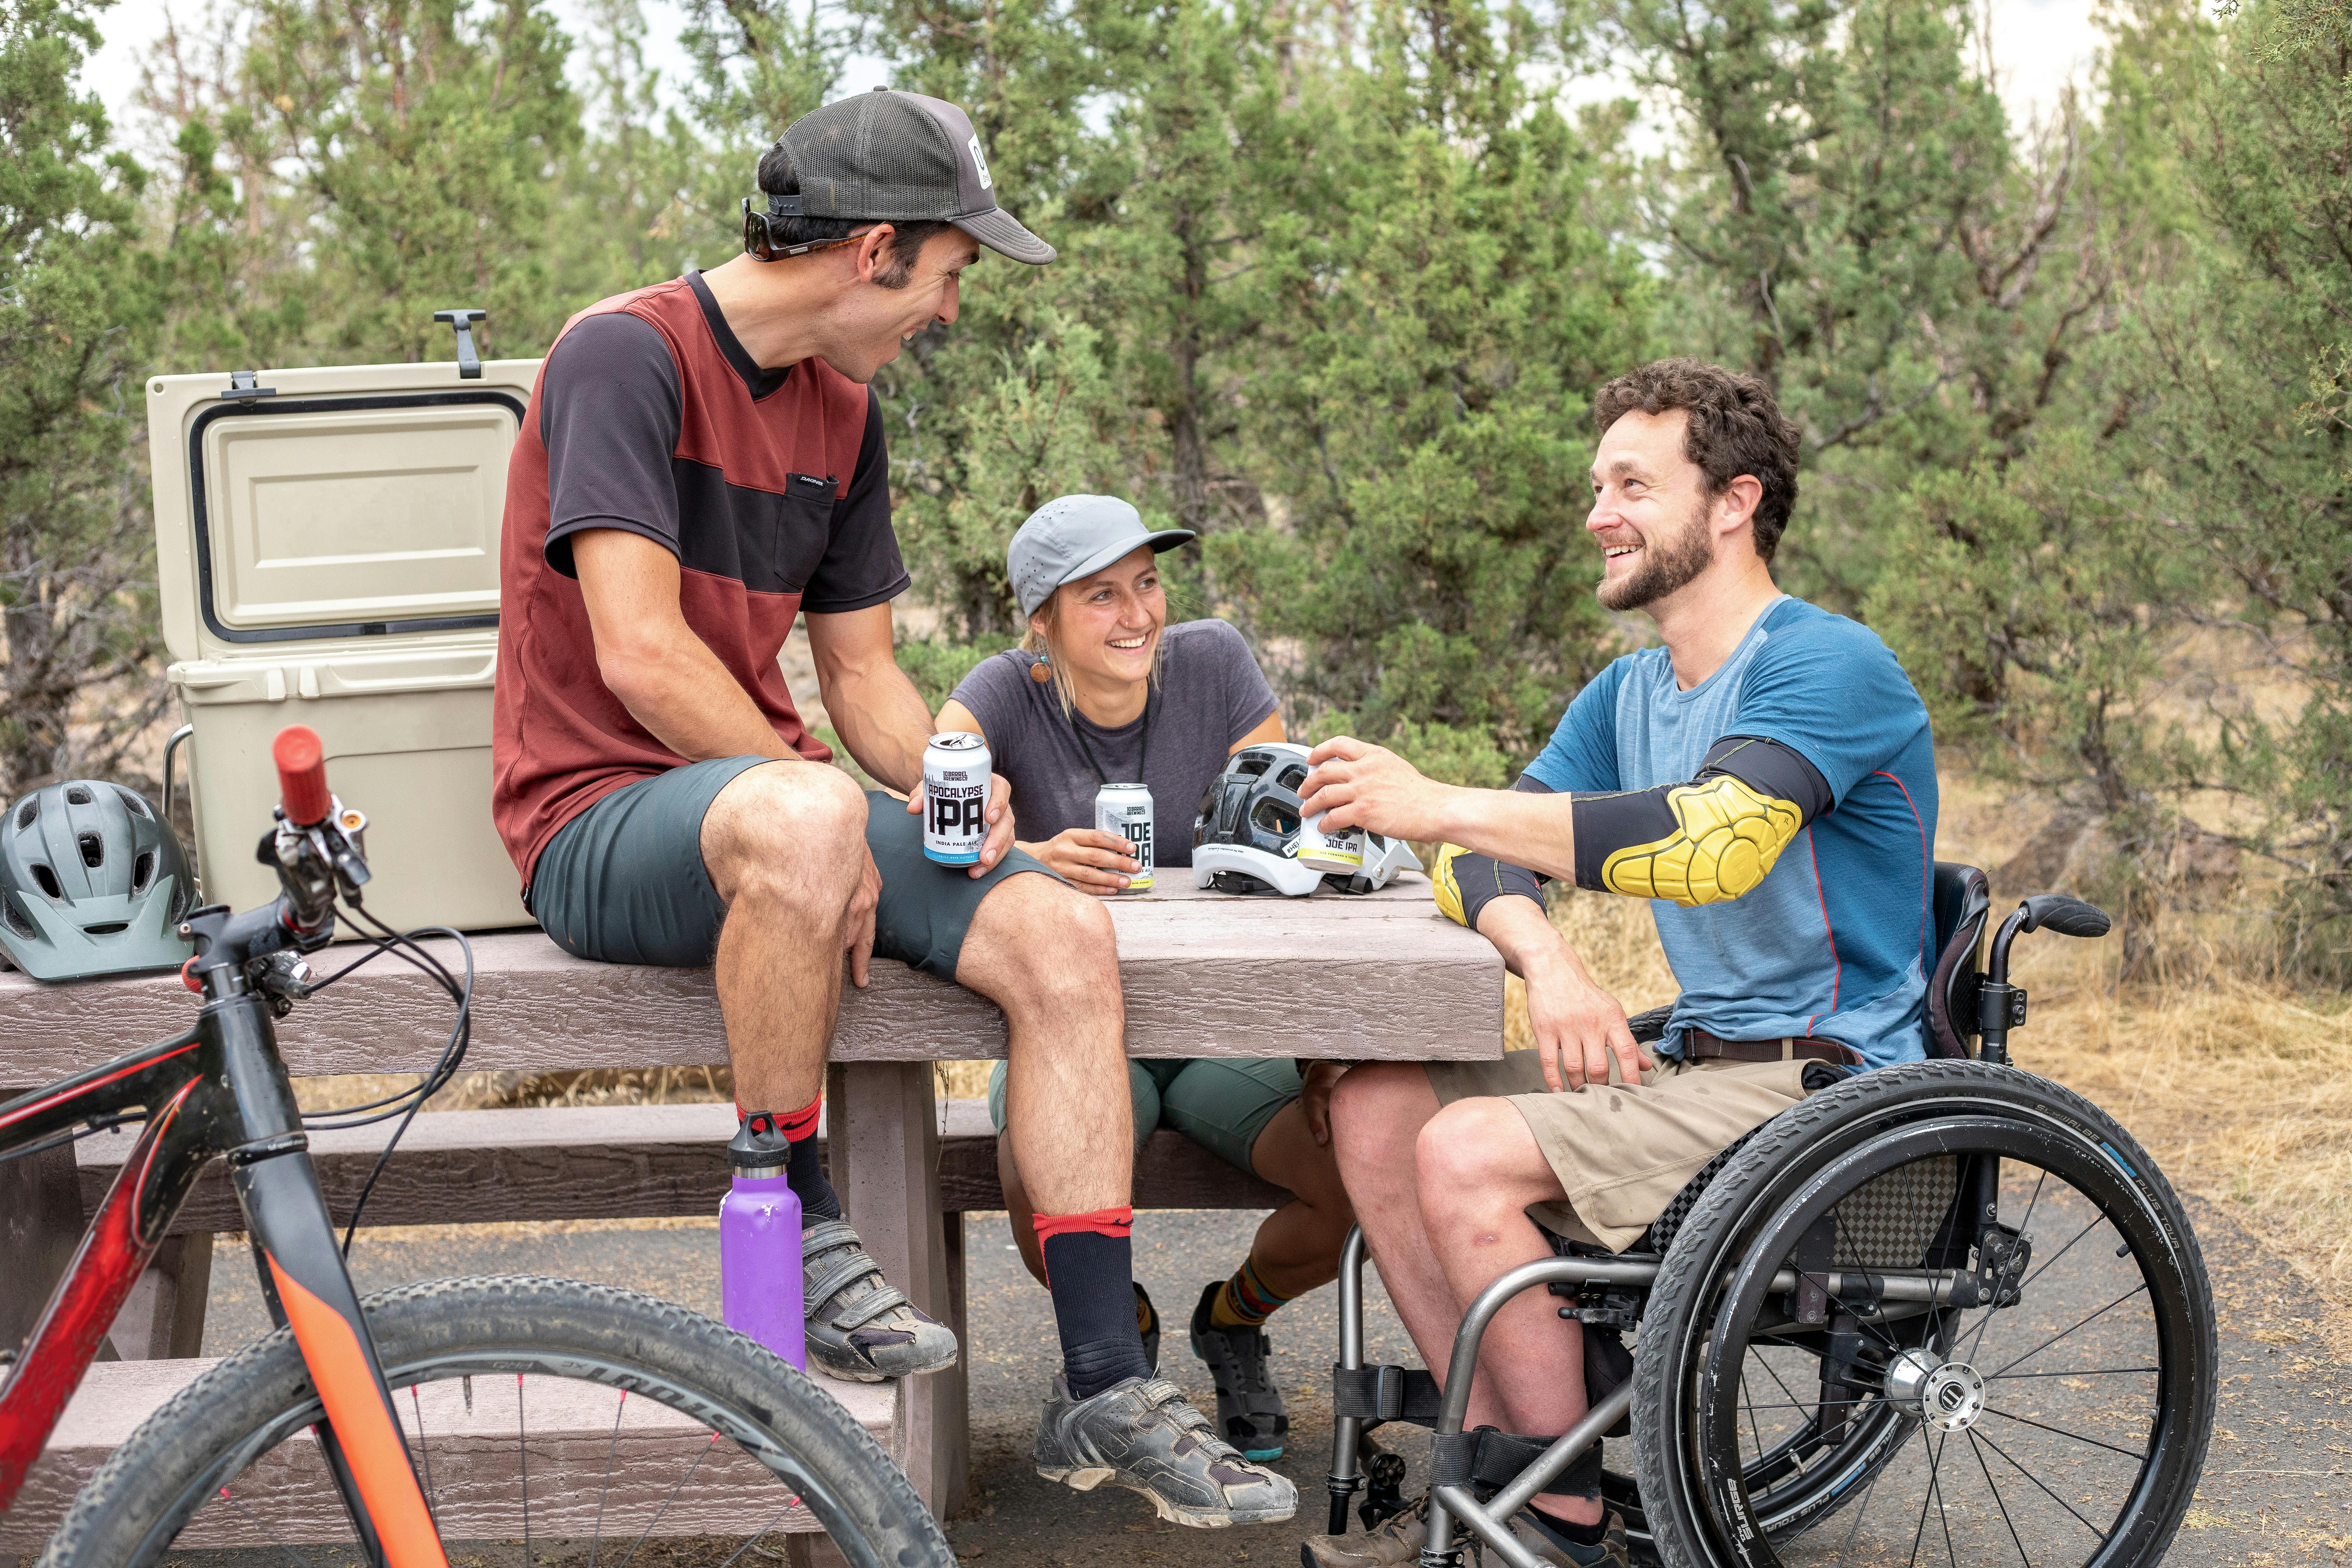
left=1008, top=496, right=1196, bottom=618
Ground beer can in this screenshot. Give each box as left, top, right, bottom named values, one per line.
left=1296, top=811, right=1366, bottom=874
left=1095, top=783, right=1154, bottom=892
left=922, top=733, right=993, bottom=866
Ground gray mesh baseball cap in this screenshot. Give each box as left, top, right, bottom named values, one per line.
left=1009, top=496, right=1196, bottom=617
left=769, top=87, right=1054, bottom=265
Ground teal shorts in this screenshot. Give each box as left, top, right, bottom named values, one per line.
left=987, top=1055, right=1302, bottom=1178
left=527, top=755, right=1054, bottom=979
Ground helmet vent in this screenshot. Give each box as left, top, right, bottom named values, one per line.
left=14, top=798, right=36, bottom=830
left=1252, top=799, right=1301, bottom=836
left=1236, top=755, right=1271, bottom=777
left=1276, top=764, right=1309, bottom=791
left=133, top=849, right=157, bottom=894
left=64, top=785, right=92, bottom=806
left=31, top=863, right=63, bottom=899
left=82, top=922, right=128, bottom=936
left=78, top=832, right=105, bottom=869
left=2, top=896, right=32, bottom=939
left=117, top=787, right=152, bottom=819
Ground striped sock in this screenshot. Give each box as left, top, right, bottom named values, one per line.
left=1209, top=1253, right=1293, bottom=1329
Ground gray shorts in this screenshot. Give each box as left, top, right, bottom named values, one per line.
left=986, top=1056, right=1301, bottom=1177
left=526, top=755, right=1055, bottom=979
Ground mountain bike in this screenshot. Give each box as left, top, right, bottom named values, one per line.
left=0, top=725, right=950, bottom=1567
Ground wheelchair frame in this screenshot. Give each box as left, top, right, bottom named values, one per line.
left=1318, top=867, right=2144, bottom=1568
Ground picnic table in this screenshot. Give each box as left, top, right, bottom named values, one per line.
left=0, top=872, right=1503, bottom=1545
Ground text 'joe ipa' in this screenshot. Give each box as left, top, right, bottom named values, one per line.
left=922, top=732, right=993, bottom=866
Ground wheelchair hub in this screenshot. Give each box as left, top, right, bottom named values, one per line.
left=1884, top=1348, right=1987, bottom=1433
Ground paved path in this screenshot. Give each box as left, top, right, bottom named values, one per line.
left=176, top=1196, right=2347, bottom=1567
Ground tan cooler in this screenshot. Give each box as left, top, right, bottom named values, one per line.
left=148, top=356, right=541, bottom=932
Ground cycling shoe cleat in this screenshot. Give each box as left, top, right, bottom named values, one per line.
left=1189, top=1280, right=1288, bottom=1459
left=1034, top=1373, right=1296, bottom=1528
left=801, top=1217, right=958, bottom=1382
left=1299, top=1491, right=1428, bottom=1566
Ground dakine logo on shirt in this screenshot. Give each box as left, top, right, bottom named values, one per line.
left=967, top=134, right=994, bottom=191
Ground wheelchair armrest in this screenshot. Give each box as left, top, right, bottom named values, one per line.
left=1625, top=1003, right=1674, bottom=1044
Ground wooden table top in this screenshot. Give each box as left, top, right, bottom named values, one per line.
left=2, top=872, right=1504, bottom=1081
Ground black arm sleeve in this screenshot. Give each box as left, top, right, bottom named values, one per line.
left=1437, top=774, right=1554, bottom=931
left=1567, top=735, right=1833, bottom=902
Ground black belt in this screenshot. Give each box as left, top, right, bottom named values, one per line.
left=1683, top=1028, right=1862, bottom=1068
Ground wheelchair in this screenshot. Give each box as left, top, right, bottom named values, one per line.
left=1321, top=863, right=2218, bottom=1568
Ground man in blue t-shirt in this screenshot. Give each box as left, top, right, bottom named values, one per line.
left=1295, top=359, right=1937, bottom=1568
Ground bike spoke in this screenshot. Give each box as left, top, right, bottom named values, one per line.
left=1967, top=1429, right=2035, bottom=1568
left=2018, top=1212, right=2109, bottom=1295
left=1974, top=1427, right=2112, bottom=1544
left=1832, top=1448, right=1885, bottom=1562
left=1982, top=1405, right=2148, bottom=1462
left=1991, top=1365, right=2158, bottom=1380
left=1724, top=1394, right=1877, bottom=1414
left=407, top=1385, right=439, bottom=1526
left=714, top=1501, right=802, bottom=1567
left=517, top=1372, right=532, bottom=1566
left=1983, top=1281, right=2151, bottom=1381
left=615, top=1430, right=723, bottom=1568
left=1961, top=1170, right=2047, bottom=1369
left=1906, top=1426, right=1942, bottom=1567
left=588, top=1388, right=628, bottom=1568
left=1742, top=1371, right=1766, bottom=1462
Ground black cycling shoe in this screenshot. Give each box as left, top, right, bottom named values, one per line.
left=1034, top=1373, right=1296, bottom=1527
left=1188, top=1280, right=1289, bottom=1460
left=801, top=1217, right=958, bottom=1382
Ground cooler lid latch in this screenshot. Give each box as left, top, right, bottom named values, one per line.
left=218, top=369, right=277, bottom=402
left=434, top=308, right=487, bottom=379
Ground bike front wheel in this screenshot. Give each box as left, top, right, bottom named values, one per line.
left=37, top=1274, right=950, bottom=1568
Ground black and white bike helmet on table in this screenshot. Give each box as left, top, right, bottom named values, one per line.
left=1191, top=743, right=1421, bottom=896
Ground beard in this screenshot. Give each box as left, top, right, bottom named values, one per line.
left=1596, top=501, right=1714, bottom=612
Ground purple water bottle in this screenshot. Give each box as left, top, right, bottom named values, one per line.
left=721, top=1120, right=806, bottom=1369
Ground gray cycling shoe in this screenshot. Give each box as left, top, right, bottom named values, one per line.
left=1299, top=1491, right=1428, bottom=1566
left=1189, top=1281, right=1289, bottom=1459
left=1034, top=1373, right=1297, bottom=1528
left=801, top=1217, right=958, bottom=1382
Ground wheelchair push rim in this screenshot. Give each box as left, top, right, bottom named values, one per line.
left=1686, top=1106, right=2211, bottom=1568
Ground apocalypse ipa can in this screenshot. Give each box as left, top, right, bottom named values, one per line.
left=1095, top=783, right=1154, bottom=892
left=922, top=732, right=993, bottom=866
left=1297, top=811, right=1366, bottom=875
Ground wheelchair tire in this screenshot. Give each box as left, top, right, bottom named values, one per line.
left=1629, top=1062, right=2215, bottom=1568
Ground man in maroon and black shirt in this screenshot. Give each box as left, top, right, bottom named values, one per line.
left=492, top=89, right=1294, bottom=1527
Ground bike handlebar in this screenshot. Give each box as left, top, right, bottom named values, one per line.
left=274, top=725, right=332, bottom=827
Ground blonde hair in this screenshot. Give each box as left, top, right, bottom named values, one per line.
left=1021, top=593, right=1168, bottom=721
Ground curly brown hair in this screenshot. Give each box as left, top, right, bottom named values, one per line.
left=1592, top=359, right=1802, bottom=564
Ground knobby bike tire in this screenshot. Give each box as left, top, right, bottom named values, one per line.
left=1628, top=1061, right=2216, bottom=1568
left=36, top=1274, right=952, bottom=1568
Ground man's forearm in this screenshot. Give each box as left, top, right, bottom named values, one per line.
left=609, top=639, right=797, bottom=763
left=1443, top=788, right=1577, bottom=884
left=819, top=661, right=934, bottom=794
left=1474, top=893, right=1576, bottom=983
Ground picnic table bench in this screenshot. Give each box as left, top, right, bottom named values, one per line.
left=0, top=874, right=1503, bottom=1549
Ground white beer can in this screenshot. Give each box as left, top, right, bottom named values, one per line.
left=1095, top=783, right=1154, bottom=892
left=922, top=733, right=993, bottom=866
left=1297, top=811, right=1366, bottom=874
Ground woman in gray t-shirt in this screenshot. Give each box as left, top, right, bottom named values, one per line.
left=937, top=495, right=1352, bottom=1463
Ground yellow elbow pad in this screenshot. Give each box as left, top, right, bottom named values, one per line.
left=1599, top=775, right=1803, bottom=906
left=1431, top=843, right=1471, bottom=926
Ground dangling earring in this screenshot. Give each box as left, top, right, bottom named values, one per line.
left=1028, top=652, right=1053, bottom=684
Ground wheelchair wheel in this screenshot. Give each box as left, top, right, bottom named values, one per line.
left=1631, top=1062, right=2215, bottom=1568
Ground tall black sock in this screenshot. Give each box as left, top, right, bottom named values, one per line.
left=1527, top=1506, right=1608, bottom=1549
left=1037, top=1208, right=1150, bottom=1399
left=738, top=1100, right=841, bottom=1224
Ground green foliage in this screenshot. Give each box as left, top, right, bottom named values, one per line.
left=0, top=0, right=168, bottom=788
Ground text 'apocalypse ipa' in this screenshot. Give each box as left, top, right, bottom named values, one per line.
left=923, top=732, right=992, bottom=866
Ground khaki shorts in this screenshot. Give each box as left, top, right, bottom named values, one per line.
left=1425, top=1051, right=1814, bottom=1252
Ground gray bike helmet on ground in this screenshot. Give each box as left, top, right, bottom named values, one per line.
left=0, top=781, right=197, bottom=980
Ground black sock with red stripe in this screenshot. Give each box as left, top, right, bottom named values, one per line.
left=1035, top=1206, right=1150, bottom=1399
left=739, top=1099, right=839, bottom=1223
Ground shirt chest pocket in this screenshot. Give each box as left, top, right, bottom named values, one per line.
left=766, top=472, right=835, bottom=595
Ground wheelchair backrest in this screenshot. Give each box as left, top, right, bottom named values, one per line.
left=1925, top=862, right=1991, bottom=1059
